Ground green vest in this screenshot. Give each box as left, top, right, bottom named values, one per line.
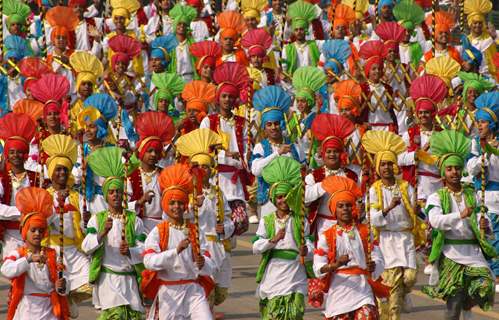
left=428, top=186, right=497, bottom=263
left=254, top=212, right=314, bottom=283
left=285, top=41, right=320, bottom=75
left=167, top=37, right=199, bottom=79
left=88, top=210, right=146, bottom=285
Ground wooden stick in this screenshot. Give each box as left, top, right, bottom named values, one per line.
left=56, top=191, right=66, bottom=283
left=363, top=149, right=372, bottom=262
left=300, top=178, right=306, bottom=265
left=432, top=0, right=436, bottom=57
left=480, top=139, right=487, bottom=239
left=192, top=172, right=201, bottom=256
left=79, top=133, right=90, bottom=228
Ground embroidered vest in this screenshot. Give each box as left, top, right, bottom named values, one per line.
left=285, top=41, right=320, bottom=75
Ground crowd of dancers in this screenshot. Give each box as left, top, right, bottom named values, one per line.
left=0, top=0, right=498, bottom=319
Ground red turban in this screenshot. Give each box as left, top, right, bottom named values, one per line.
left=137, top=137, right=163, bottom=160
left=68, top=0, right=87, bottom=7
left=111, top=53, right=131, bottom=71
left=216, top=82, right=239, bottom=101
left=364, top=56, right=383, bottom=76
left=4, top=137, right=30, bottom=160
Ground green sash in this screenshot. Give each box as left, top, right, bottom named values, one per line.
left=254, top=213, right=314, bottom=283
left=88, top=210, right=146, bottom=285
left=428, top=186, right=497, bottom=263
left=285, top=41, right=320, bottom=75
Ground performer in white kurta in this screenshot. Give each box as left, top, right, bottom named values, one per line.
left=313, top=175, right=385, bottom=319
left=82, top=146, right=146, bottom=319
left=143, top=163, right=215, bottom=320
left=128, top=111, right=175, bottom=233
left=422, top=129, right=496, bottom=320
left=0, top=113, right=39, bottom=260
left=362, top=130, right=423, bottom=320
left=1, top=187, right=69, bottom=320
left=253, top=156, right=313, bottom=320
left=175, top=128, right=236, bottom=315
left=42, top=134, right=92, bottom=318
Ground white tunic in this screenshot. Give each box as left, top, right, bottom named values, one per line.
left=313, top=227, right=384, bottom=317
left=467, top=138, right=499, bottom=214
left=281, top=41, right=324, bottom=73
left=1, top=250, right=69, bottom=320
left=200, top=116, right=248, bottom=201
left=175, top=40, right=195, bottom=82
left=253, top=214, right=313, bottom=299
left=398, top=130, right=442, bottom=201
left=0, top=173, right=29, bottom=259
left=427, top=191, right=490, bottom=269
left=367, top=82, right=393, bottom=130
left=198, top=184, right=235, bottom=288
left=81, top=213, right=145, bottom=312
left=143, top=223, right=215, bottom=320
left=47, top=191, right=89, bottom=292
left=369, top=183, right=417, bottom=269
left=128, top=170, right=163, bottom=233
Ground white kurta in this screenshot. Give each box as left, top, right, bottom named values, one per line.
left=367, top=82, right=393, bottom=131
left=176, top=41, right=195, bottom=82
left=200, top=116, right=248, bottom=201
left=47, top=192, right=89, bottom=292
left=128, top=170, right=163, bottom=233
left=8, top=76, right=25, bottom=110
left=0, top=174, right=29, bottom=259
left=81, top=213, right=145, bottom=312
left=467, top=138, right=499, bottom=214
left=426, top=191, right=491, bottom=281
left=198, top=184, right=235, bottom=288
left=305, top=168, right=352, bottom=234
left=253, top=214, right=313, bottom=299
left=369, top=183, right=417, bottom=269
left=74, top=20, right=103, bottom=58
left=191, top=20, right=210, bottom=42
left=282, top=41, right=324, bottom=73
left=398, top=130, right=442, bottom=201
left=313, top=227, right=385, bottom=317
left=143, top=223, right=215, bottom=320
left=1, top=250, right=69, bottom=320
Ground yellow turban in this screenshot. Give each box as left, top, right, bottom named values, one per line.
left=111, top=0, right=140, bottom=23
left=41, top=134, right=77, bottom=181
left=361, top=131, right=406, bottom=176
left=464, top=0, right=492, bottom=26
left=176, top=128, right=223, bottom=167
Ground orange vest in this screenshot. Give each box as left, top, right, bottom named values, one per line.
left=7, top=247, right=69, bottom=320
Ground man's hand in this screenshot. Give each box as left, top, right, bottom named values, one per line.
left=460, top=207, right=473, bottom=219
left=176, top=238, right=190, bottom=254
left=480, top=215, right=490, bottom=232
left=195, top=254, right=205, bottom=270
left=56, top=278, right=66, bottom=294
left=270, top=228, right=286, bottom=244
left=99, top=217, right=114, bottom=240
left=299, top=245, right=308, bottom=257
left=120, top=241, right=130, bottom=256
left=138, top=190, right=155, bottom=207
left=30, top=253, right=47, bottom=264
left=215, top=223, right=225, bottom=235
left=227, top=151, right=240, bottom=160
left=337, top=254, right=350, bottom=267
left=367, top=260, right=376, bottom=273
left=278, top=144, right=291, bottom=155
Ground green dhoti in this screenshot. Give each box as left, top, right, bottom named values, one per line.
left=259, top=292, right=305, bottom=320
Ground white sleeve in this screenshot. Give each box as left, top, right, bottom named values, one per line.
left=252, top=218, right=276, bottom=254
left=427, top=193, right=463, bottom=231
left=81, top=215, right=102, bottom=255
left=369, top=187, right=387, bottom=228
left=251, top=143, right=279, bottom=176
left=129, top=216, right=146, bottom=265
left=1, top=251, right=29, bottom=279
left=143, top=226, right=178, bottom=271
left=313, top=231, right=330, bottom=278
left=371, top=244, right=385, bottom=280
left=304, top=173, right=326, bottom=204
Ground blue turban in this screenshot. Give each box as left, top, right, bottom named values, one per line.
left=4, top=35, right=32, bottom=61
left=84, top=94, right=118, bottom=140
left=475, top=92, right=499, bottom=131
left=461, top=35, right=483, bottom=68
left=378, top=0, right=394, bottom=15
left=322, top=40, right=351, bottom=75
left=151, top=34, right=178, bottom=67
left=253, top=86, right=291, bottom=128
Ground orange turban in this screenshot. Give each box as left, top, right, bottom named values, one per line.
left=322, top=176, right=362, bottom=220
left=159, top=164, right=194, bottom=214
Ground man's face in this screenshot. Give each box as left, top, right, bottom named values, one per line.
left=157, top=99, right=169, bottom=113
left=417, top=109, right=432, bottom=126
left=444, top=165, right=462, bottom=185
left=275, top=194, right=290, bottom=212
left=142, top=147, right=159, bottom=167
left=333, top=25, right=346, bottom=39
left=114, top=15, right=127, bottom=29
left=264, top=121, right=282, bottom=140
left=8, top=148, right=25, bottom=168
left=471, top=21, right=483, bottom=35
left=250, top=55, right=264, bottom=68
left=245, top=17, right=258, bottom=30
left=176, top=22, right=188, bottom=36
left=151, top=57, right=165, bottom=73
left=159, top=0, right=171, bottom=11
left=386, top=48, right=397, bottom=62
left=55, top=35, right=68, bottom=50
left=168, top=200, right=186, bottom=220
left=200, top=64, right=214, bottom=79
left=339, top=106, right=355, bottom=121
left=467, top=87, right=478, bottom=104
left=85, top=123, right=98, bottom=141
left=379, top=160, right=395, bottom=179
left=27, top=226, right=45, bottom=247
left=45, top=111, right=61, bottom=129
left=78, top=81, right=94, bottom=98
left=115, top=61, right=128, bottom=74
left=294, top=27, right=306, bottom=41
left=107, top=188, right=124, bottom=209
left=477, top=120, right=491, bottom=140
left=9, top=23, right=22, bottom=35
left=436, top=31, right=449, bottom=45
left=222, top=37, right=235, bottom=52
left=323, top=147, right=341, bottom=170
left=219, top=92, right=236, bottom=110
left=381, top=5, right=392, bottom=20
left=296, top=97, right=309, bottom=114
left=187, top=108, right=200, bottom=124
left=368, top=64, right=381, bottom=82
left=336, top=201, right=353, bottom=224
left=52, top=165, right=69, bottom=186
left=272, top=0, right=282, bottom=11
